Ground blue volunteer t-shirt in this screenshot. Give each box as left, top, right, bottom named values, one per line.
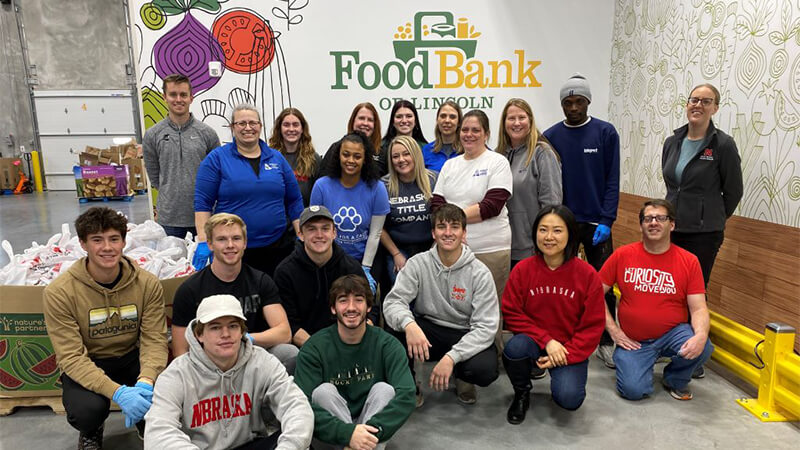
left=310, top=176, right=390, bottom=262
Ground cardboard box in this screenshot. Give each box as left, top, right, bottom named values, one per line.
left=0, top=276, right=188, bottom=398
left=123, top=157, right=146, bottom=192
left=74, top=165, right=130, bottom=198
left=0, top=158, right=22, bottom=190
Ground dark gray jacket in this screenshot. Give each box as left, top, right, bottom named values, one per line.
left=143, top=114, right=220, bottom=227
left=662, top=120, right=743, bottom=233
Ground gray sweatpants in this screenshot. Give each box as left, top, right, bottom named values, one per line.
left=311, top=382, right=395, bottom=450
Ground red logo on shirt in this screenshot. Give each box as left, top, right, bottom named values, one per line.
left=699, top=148, right=714, bottom=161
left=190, top=393, right=253, bottom=428
left=451, top=285, right=467, bottom=301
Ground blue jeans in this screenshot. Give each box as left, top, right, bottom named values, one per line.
left=503, top=334, right=588, bottom=410
left=385, top=248, right=409, bottom=285
left=613, top=323, right=714, bottom=400
left=161, top=225, right=197, bottom=239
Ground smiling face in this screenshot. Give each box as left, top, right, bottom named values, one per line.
left=390, top=143, right=415, bottom=179
left=460, top=116, right=487, bottom=154
left=80, top=229, right=124, bottom=275
left=561, top=95, right=589, bottom=126
left=536, top=213, right=568, bottom=260
left=437, top=105, right=459, bottom=140
left=640, top=205, right=675, bottom=244
left=686, top=86, right=719, bottom=128
left=231, top=109, right=262, bottom=147
left=280, top=114, right=302, bottom=148
left=197, top=316, right=243, bottom=368
left=393, top=107, right=415, bottom=136
left=504, top=105, right=531, bottom=147
left=339, top=140, right=365, bottom=178
left=432, top=219, right=465, bottom=253
left=300, top=218, right=336, bottom=257
left=208, top=223, right=246, bottom=267
left=164, top=81, right=193, bottom=118
left=331, top=293, right=369, bottom=330
left=352, top=107, right=376, bottom=137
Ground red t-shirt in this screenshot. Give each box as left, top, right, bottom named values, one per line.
left=599, top=242, right=705, bottom=341
left=501, top=255, right=605, bottom=364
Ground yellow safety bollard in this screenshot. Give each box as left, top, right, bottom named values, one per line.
left=31, top=151, right=43, bottom=192
left=736, top=323, right=799, bottom=422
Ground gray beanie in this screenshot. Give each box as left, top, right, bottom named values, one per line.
left=560, top=72, right=592, bottom=103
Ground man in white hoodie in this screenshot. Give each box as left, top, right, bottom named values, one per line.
left=144, top=294, right=313, bottom=450
left=383, top=204, right=499, bottom=406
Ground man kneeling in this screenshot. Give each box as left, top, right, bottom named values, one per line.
left=294, top=275, right=415, bottom=450
left=144, top=295, right=313, bottom=449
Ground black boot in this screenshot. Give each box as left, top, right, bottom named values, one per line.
left=502, top=354, right=533, bottom=425
left=507, top=389, right=530, bottom=425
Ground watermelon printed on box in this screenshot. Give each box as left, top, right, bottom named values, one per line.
left=0, top=313, right=61, bottom=395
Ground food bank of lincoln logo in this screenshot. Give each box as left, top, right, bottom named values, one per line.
left=330, top=11, right=542, bottom=108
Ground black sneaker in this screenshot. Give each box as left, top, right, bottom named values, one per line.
left=530, top=366, right=546, bottom=380
left=78, top=424, right=104, bottom=450
left=692, top=365, right=705, bottom=379
left=135, top=421, right=146, bottom=440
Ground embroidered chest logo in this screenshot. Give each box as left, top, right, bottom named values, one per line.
left=583, top=148, right=598, bottom=154
left=529, top=286, right=576, bottom=299
left=330, top=364, right=374, bottom=386
left=473, top=168, right=488, bottom=177
left=263, top=162, right=280, bottom=170
left=88, top=305, right=138, bottom=338
left=699, top=148, right=714, bottom=161
left=624, top=267, right=676, bottom=294
left=451, top=285, right=467, bottom=302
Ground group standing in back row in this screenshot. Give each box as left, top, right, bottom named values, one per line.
left=39, top=71, right=743, bottom=449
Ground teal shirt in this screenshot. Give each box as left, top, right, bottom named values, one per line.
left=675, top=137, right=704, bottom=183
left=294, top=325, right=415, bottom=445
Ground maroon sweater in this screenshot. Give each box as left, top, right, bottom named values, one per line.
left=502, top=255, right=605, bottom=364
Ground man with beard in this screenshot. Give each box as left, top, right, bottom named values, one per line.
left=599, top=199, right=713, bottom=401
left=294, top=275, right=415, bottom=450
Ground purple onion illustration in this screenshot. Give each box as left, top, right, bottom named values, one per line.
left=154, top=12, right=224, bottom=93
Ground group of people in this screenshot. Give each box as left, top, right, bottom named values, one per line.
left=42, top=71, right=743, bottom=449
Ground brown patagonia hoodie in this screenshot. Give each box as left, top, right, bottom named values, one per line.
left=43, top=256, right=167, bottom=399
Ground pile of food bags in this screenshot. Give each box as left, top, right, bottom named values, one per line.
left=0, top=220, right=195, bottom=286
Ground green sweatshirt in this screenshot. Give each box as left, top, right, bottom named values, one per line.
left=294, top=325, right=415, bottom=445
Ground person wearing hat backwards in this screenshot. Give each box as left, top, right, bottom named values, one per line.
left=544, top=72, right=621, bottom=370
left=274, top=205, right=369, bottom=348
left=144, top=294, right=313, bottom=449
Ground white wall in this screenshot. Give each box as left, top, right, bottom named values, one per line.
left=130, top=0, right=615, bottom=149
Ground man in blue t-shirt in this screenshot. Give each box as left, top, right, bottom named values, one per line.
left=543, top=73, right=621, bottom=370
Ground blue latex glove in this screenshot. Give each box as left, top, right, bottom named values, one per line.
left=362, top=266, right=377, bottom=294
left=113, top=385, right=152, bottom=428
left=192, top=242, right=212, bottom=270
left=245, top=333, right=255, bottom=344
left=592, top=224, right=611, bottom=246
left=135, top=381, right=154, bottom=401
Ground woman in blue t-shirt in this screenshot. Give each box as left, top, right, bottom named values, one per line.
left=310, top=132, right=390, bottom=285
left=194, top=104, right=304, bottom=277
left=421, top=100, right=463, bottom=171
left=380, top=135, right=437, bottom=284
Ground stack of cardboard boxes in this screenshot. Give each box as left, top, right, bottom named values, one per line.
left=75, top=141, right=147, bottom=198
left=0, top=158, right=22, bottom=192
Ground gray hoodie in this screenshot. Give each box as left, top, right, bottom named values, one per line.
left=144, top=322, right=313, bottom=450
left=383, top=244, right=498, bottom=364
left=143, top=114, right=220, bottom=227
left=504, top=141, right=562, bottom=261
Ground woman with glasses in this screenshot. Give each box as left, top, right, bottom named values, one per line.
left=194, top=103, right=304, bottom=276
left=501, top=205, right=604, bottom=424
left=268, top=107, right=321, bottom=207
left=421, top=100, right=462, bottom=171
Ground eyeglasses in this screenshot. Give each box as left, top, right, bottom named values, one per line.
left=642, top=215, right=670, bottom=223
left=687, top=97, right=715, bottom=107
left=231, top=121, right=261, bottom=129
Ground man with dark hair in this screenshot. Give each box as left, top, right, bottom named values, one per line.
left=171, top=212, right=298, bottom=373
left=544, top=72, right=621, bottom=369
left=383, top=204, right=499, bottom=406
left=294, top=275, right=415, bottom=450
left=274, top=205, right=366, bottom=347
left=599, top=199, right=713, bottom=401
left=143, top=73, right=220, bottom=239
left=43, top=207, right=168, bottom=449
left=145, top=294, right=313, bottom=449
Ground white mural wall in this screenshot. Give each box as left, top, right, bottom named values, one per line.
left=609, top=0, right=800, bottom=227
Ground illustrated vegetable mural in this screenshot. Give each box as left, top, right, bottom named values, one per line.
left=213, top=9, right=276, bottom=74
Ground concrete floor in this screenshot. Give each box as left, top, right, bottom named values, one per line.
left=1, top=192, right=798, bottom=448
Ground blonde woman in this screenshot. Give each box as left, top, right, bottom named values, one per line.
left=380, top=135, right=438, bottom=281
left=496, top=98, right=562, bottom=269
left=269, top=107, right=322, bottom=206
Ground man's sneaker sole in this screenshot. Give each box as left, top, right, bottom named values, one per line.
left=664, top=382, right=693, bottom=400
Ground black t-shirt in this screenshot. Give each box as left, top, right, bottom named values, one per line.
left=95, top=263, right=123, bottom=290
left=172, top=264, right=280, bottom=332
left=246, top=155, right=261, bottom=176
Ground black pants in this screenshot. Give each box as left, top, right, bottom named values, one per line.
left=243, top=237, right=294, bottom=278
left=671, top=231, right=724, bottom=287
left=232, top=432, right=281, bottom=450
left=61, top=349, right=140, bottom=433
left=391, top=316, right=498, bottom=387
left=577, top=223, right=616, bottom=346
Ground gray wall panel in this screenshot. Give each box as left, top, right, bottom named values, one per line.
left=0, top=3, right=35, bottom=157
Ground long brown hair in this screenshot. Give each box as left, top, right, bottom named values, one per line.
left=347, top=103, right=382, bottom=156
left=269, top=108, right=317, bottom=178
left=432, top=100, right=463, bottom=154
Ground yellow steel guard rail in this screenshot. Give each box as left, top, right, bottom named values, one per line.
left=709, top=310, right=800, bottom=422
